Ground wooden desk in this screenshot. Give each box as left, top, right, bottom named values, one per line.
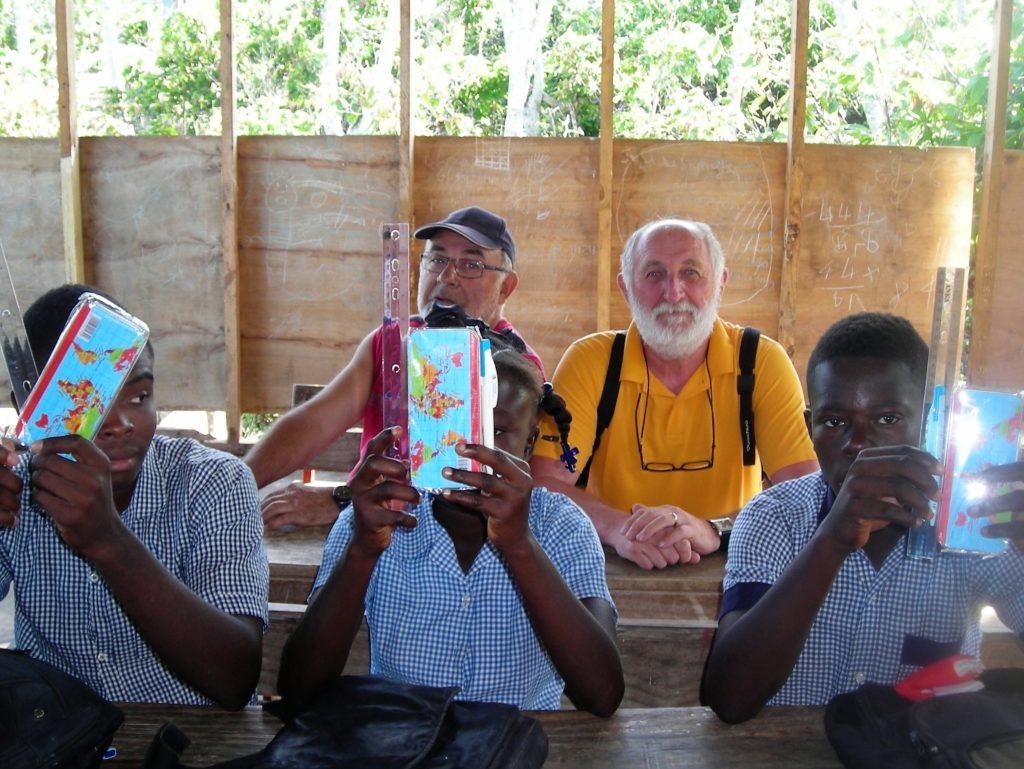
left=265, top=525, right=726, bottom=621
left=107, top=703, right=841, bottom=768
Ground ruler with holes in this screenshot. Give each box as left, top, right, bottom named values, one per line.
left=381, top=223, right=410, bottom=460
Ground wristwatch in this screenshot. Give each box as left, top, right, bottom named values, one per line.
left=331, top=484, right=352, bottom=510
left=708, top=516, right=734, bottom=539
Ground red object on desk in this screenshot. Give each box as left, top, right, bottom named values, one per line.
left=895, top=654, right=986, bottom=702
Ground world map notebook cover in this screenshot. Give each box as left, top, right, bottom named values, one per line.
left=15, top=293, right=150, bottom=444
left=407, top=327, right=483, bottom=491
left=935, top=387, right=1023, bottom=555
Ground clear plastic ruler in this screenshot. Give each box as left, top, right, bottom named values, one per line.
left=381, top=223, right=410, bottom=460
left=908, top=266, right=966, bottom=559
left=0, top=239, right=39, bottom=411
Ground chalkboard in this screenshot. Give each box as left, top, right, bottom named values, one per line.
left=415, top=137, right=600, bottom=377
left=791, top=144, right=974, bottom=381
left=239, top=136, right=399, bottom=412
left=81, top=137, right=225, bottom=411
left=612, top=140, right=788, bottom=337
left=0, top=135, right=983, bottom=416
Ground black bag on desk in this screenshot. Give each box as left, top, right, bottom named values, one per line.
left=0, top=647, right=124, bottom=769
left=144, top=674, right=548, bottom=769
left=824, top=669, right=1024, bottom=769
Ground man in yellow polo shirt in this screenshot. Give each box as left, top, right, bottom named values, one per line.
left=530, top=219, right=818, bottom=570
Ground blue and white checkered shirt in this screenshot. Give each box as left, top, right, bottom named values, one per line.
left=312, top=486, right=614, bottom=710
left=0, top=435, right=269, bottom=704
left=723, top=472, right=1024, bottom=706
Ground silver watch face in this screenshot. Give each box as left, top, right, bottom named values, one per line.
left=711, top=517, right=733, bottom=536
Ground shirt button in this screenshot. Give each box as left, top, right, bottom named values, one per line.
left=852, top=671, right=866, bottom=685
left=96, top=651, right=109, bottom=663
left=89, top=572, right=100, bottom=583
left=461, top=594, right=471, bottom=609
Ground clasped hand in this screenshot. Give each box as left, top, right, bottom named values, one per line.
left=615, top=504, right=716, bottom=570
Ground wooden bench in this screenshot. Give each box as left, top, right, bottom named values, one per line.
left=260, top=525, right=1024, bottom=706
left=259, top=604, right=716, bottom=707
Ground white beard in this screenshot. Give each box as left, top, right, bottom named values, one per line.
left=628, top=291, right=719, bottom=360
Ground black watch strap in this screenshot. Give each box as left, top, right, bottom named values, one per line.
left=331, top=484, right=352, bottom=510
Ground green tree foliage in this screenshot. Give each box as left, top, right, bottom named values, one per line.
left=104, top=14, right=220, bottom=135
left=0, top=0, right=1020, bottom=153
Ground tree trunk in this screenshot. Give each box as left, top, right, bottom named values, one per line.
left=320, top=0, right=343, bottom=134
left=497, top=0, right=554, bottom=136
left=724, top=0, right=757, bottom=139
left=350, top=0, right=399, bottom=135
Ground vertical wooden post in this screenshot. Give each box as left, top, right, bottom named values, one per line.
left=56, top=0, right=85, bottom=283
left=778, top=0, right=809, bottom=359
left=596, top=0, right=615, bottom=331
left=399, top=0, right=414, bottom=223
left=220, top=0, right=242, bottom=443
left=967, top=0, right=1013, bottom=385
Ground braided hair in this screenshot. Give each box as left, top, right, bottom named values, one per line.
left=492, top=350, right=578, bottom=473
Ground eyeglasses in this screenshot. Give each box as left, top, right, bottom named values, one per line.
left=419, top=252, right=510, bottom=280
left=634, top=354, right=715, bottom=472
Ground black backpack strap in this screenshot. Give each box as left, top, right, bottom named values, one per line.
left=738, top=327, right=760, bottom=466
left=576, top=331, right=626, bottom=489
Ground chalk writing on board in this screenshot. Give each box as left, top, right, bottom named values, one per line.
left=475, top=139, right=511, bottom=171
left=244, top=174, right=390, bottom=307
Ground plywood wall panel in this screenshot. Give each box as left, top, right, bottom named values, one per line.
left=790, top=144, right=975, bottom=383
left=612, top=141, right=788, bottom=338
left=80, top=137, right=224, bottom=411
left=414, top=137, right=600, bottom=375
left=0, top=139, right=66, bottom=396
left=238, top=136, right=399, bottom=412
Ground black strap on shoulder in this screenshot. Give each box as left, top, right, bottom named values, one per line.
left=576, top=331, right=626, bottom=489
left=738, top=327, right=760, bottom=466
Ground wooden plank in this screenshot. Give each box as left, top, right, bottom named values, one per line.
left=612, top=140, right=789, bottom=338
left=237, top=135, right=400, bottom=412
left=79, top=137, right=225, bottom=410
left=968, top=0, right=1016, bottom=388
left=414, top=136, right=600, bottom=375
left=399, top=0, right=413, bottom=222
left=970, top=150, right=1024, bottom=387
left=789, top=144, right=974, bottom=383
left=260, top=604, right=1024, bottom=707
left=596, top=0, right=615, bottom=331
left=0, top=140, right=65, bottom=377
left=56, top=0, right=85, bottom=282
left=220, top=0, right=242, bottom=442
left=779, top=0, right=810, bottom=358
left=264, top=527, right=725, bottom=621
left=260, top=603, right=712, bottom=706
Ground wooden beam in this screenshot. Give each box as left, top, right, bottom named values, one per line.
left=220, top=0, right=241, bottom=442
left=56, top=0, right=85, bottom=283
left=399, top=0, right=413, bottom=223
left=967, top=0, right=1013, bottom=385
left=778, top=0, right=809, bottom=358
left=596, top=0, right=615, bottom=331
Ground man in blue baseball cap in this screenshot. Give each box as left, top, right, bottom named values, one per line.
left=246, top=206, right=543, bottom=530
